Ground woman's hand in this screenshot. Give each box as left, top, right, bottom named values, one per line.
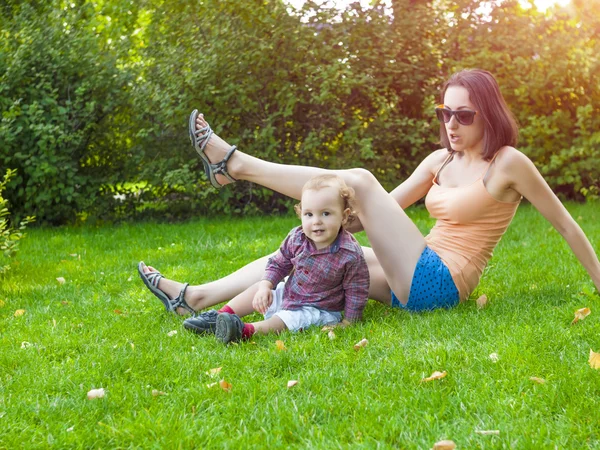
left=253, top=281, right=274, bottom=314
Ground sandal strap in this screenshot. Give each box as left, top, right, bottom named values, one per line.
left=209, top=145, right=238, bottom=184
left=171, top=283, right=195, bottom=314
left=193, top=123, right=214, bottom=154
left=145, top=271, right=163, bottom=288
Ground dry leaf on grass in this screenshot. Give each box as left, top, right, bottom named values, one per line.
left=87, top=388, right=105, bottom=400
left=589, top=349, right=600, bottom=369
left=421, top=371, right=447, bottom=382
left=56, top=277, right=66, bottom=285
left=476, top=294, right=488, bottom=309
left=328, top=330, right=336, bottom=340
left=321, top=325, right=335, bottom=332
left=151, top=389, right=166, bottom=397
left=475, top=430, right=500, bottom=435
left=167, top=330, right=177, bottom=337
left=432, top=440, right=456, bottom=450
left=61, top=301, right=69, bottom=305
left=206, top=382, right=218, bottom=389
left=14, top=309, right=25, bottom=317
left=353, top=338, right=368, bottom=351
left=287, top=380, right=298, bottom=388
left=0, top=299, right=5, bottom=308
left=21, top=341, right=33, bottom=349
left=529, top=377, right=546, bottom=384
left=489, top=353, right=499, bottom=362
left=571, top=307, right=591, bottom=325
left=206, top=367, right=222, bottom=377
left=219, top=380, right=232, bottom=392
left=276, top=340, right=287, bottom=351
left=114, top=309, right=123, bottom=315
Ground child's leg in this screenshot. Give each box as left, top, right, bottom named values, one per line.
left=221, top=282, right=260, bottom=317
left=250, top=316, right=287, bottom=335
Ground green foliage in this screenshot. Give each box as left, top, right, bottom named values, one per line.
left=0, top=0, right=598, bottom=223
left=0, top=169, right=35, bottom=273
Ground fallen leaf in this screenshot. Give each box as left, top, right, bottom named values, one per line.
left=353, top=338, right=368, bottom=351
left=476, top=294, right=488, bottom=309
left=87, top=388, right=105, bottom=400
left=276, top=340, right=287, bottom=351
left=432, top=440, right=456, bottom=450
left=69, top=253, right=78, bottom=257
left=114, top=309, right=123, bottom=315
left=489, top=353, right=499, bottom=362
left=0, top=299, right=5, bottom=308
left=206, top=367, right=222, bottom=377
left=20, top=341, right=33, bottom=349
left=287, top=380, right=298, bottom=388
left=529, top=377, right=546, bottom=384
left=421, top=371, right=448, bottom=382
left=127, top=276, right=133, bottom=282
left=66, top=426, right=74, bottom=432
left=61, top=301, right=69, bottom=305
left=571, top=307, right=591, bottom=325
left=14, top=309, right=25, bottom=317
left=206, top=382, right=218, bottom=388
left=328, top=330, right=336, bottom=340
left=167, top=330, right=177, bottom=337
left=130, top=342, right=135, bottom=350
left=219, top=380, right=232, bottom=392
left=151, top=389, right=166, bottom=397
left=475, top=430, right=500, bottom=435
left=589, top=349, right=600, bottom=369
left=321, top=325, right=335, bottom=332
left=56, top=277, right=66, bottom=285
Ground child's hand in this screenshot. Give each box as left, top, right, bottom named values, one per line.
left=253, top=281, right=273, bottom=314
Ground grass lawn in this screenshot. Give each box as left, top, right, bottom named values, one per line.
left=1, top=202, right=599, bottom=449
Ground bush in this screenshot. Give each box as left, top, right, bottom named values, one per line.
left=0, top=169, right=35, bottom=273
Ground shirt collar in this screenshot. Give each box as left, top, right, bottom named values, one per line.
left=300, top=227, right=355, bottom=254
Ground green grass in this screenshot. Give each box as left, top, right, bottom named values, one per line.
left=1, top=203, right=599, bottom=449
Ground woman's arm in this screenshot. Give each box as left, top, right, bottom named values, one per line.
left=506, top=149, right=600, bottom=293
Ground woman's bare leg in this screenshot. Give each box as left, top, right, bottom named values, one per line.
left=195, top=115, right=425, bottom=303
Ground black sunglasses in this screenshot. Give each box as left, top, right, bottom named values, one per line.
left=435, top=104, right=478, bottom=126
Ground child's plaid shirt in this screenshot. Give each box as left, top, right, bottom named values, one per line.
left=262, top=226, right=370, bottom=321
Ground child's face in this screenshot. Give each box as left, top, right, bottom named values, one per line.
left=300, top=185, right=350, bottom=249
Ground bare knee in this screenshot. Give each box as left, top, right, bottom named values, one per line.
left=345, top=168, right=379, bottom=192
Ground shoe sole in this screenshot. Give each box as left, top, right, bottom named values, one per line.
left=215, top=314, right=240, bottom=344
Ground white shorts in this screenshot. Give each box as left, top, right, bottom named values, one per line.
left=264, top=282, right=342, bottom=332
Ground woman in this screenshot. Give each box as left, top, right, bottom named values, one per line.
left=138, top=69, right=600, bottom=321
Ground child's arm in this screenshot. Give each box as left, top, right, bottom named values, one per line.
left=342, top=256, right=370, bottom=322
left=262, top=229, right=297, bottom=287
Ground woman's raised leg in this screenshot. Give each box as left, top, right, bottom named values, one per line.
left=195, top=115, right=426, bottom=303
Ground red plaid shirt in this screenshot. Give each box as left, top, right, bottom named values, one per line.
left=263, top=226, right=370, bottom=321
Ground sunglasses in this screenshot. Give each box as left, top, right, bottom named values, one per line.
left=435, top=104, right=477, bottom=126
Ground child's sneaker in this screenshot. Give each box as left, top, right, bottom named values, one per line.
left=215, top=313, right=244, bottom=344
left=183, top=310, right=219, bottom=334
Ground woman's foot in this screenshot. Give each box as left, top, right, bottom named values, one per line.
left=139, top=262, right=203, bottom=315
left=193, top=113, right=240, bottom=187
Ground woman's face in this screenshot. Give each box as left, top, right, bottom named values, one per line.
left=442, top=86, right=485, bottom=153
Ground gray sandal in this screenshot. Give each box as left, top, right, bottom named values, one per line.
left=188, top=109, right=237, bottom=189
left=137, top=262, right=195, bottom=315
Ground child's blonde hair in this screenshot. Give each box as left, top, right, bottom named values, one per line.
left=294, top=174, right=357, bottom=226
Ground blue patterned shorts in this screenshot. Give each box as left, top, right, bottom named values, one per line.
left=391, top=246, right=460, bottom=312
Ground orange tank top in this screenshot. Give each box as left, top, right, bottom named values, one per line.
left=424, top=151, right=521, bottom=301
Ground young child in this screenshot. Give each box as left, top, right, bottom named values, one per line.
left=182, top=174, right=370, bottom=343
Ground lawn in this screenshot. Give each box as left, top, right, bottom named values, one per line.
left=1, top=202, right=599, bottom=449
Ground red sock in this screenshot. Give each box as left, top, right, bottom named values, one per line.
left=218, top=305, right=235, bottom=315
left=242, top=323, right=255, bottom=340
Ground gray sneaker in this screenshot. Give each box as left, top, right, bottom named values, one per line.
left=215, top=313, right=244, bottom=344
left=183, top=310, right=219, bottom=335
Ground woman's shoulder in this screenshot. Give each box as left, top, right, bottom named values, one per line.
left=494, top=146, right=535, bottom=173
left=422, top=148, right=453, bottom=172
